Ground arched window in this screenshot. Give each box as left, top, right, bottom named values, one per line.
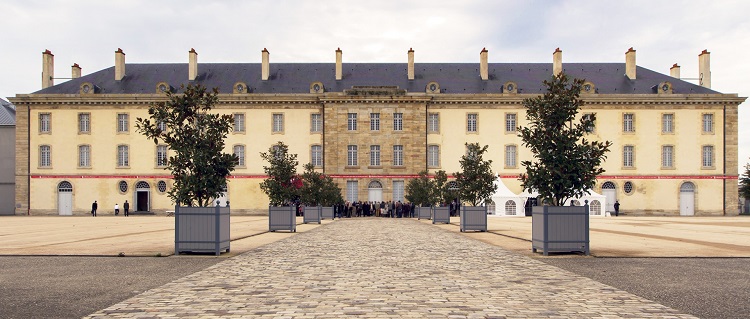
left=602, top=181, right=616, bottom=190
left=590, top=200, right=602, bottom=215
left=58, top=181, right=73, bottom=192
left=447, top=181, right=459, bottom=190
left=680, top=182, right=695, bottom=192
left=118, top=180, right=128, bottom=193
left=136, top=181, right=150, bottom=189
left=368, top=181, right=382, bottom=189
left=505, top=200, right=516, bottom=215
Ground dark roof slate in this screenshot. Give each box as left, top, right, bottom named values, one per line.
left=0, top=100, right=15, bottom=126
left=34, top=62, right=718, bottom=95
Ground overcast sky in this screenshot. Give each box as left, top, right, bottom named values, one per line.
left=1, top=0, right=748, bottom=170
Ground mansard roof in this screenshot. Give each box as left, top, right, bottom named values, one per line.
left=0, top=99, right=15, bottom=126
left=34, top=62, right=718, bottom=95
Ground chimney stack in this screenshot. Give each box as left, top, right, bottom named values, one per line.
left=72, top=63, right=81, bottom=79
left=698, top=49, right=711, bottom=88
left=480, top=48, right=488, bottom=80
left=552, top=48, right=563, bottom=76
left=42, top=49, right=54, bottom=89
left=261, top=48, right=270, bottom=81
left=670, top=63, right=680, bottom=79
left=335, top=48, right=343, bottom=80
left=188, top=48, right=198, bottom=81
left=115, top=48, right=126, bottom=81
left=407, top=48, right=415, bottom=80
left=625, top=47, right=636, bottom=80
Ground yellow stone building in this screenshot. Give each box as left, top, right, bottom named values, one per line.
left=10, top=47, right=745, bottom=216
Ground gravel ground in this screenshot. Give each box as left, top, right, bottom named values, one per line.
left=0, top=256, right=221, bottom=319
left=541, top=257, right=750, bottom=319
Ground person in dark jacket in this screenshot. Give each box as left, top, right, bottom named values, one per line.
left=614, top=201, right=620, bottom=217
left=123, top=200, right=130, bottom=216
left=91, top=200, right=98, bottom=216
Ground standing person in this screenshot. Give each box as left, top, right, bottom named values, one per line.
left=123, top=200, right=130, bottom=217
left=614, top=200, right=620, bottom=217
left=91, top=200, right=98, bottom=217
left=114, top=203, right=120, bottom=216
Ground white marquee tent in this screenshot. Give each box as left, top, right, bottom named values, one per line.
left=489, top=178, right=524, bottom=217
left=563, top=190, right=607, bottom=216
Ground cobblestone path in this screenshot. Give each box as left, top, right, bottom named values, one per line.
left=87, top=219, right=696, bottom=318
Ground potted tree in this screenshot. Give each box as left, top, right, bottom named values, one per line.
left=300, top=163, right=343, bottom=222
left=431, top=170, right=452, bottom=224
left=454, top=143, right=497, bottom=232
left=519, top=73, right=612, bottom=255
left=260, top=142, right=301, bottom=232
left=405, top=170, right=435, bottom=220
left=136, top=84, right=238, bottom=255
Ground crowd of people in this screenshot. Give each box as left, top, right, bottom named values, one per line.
left=327, top=198, right=463, bottom=218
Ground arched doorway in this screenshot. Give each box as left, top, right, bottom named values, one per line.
left=57, top=181, right=73, bottom=216
left=601, top=181, right=617, bottom=214
left=368, top=180, right=383, bottom=202
left=134, top=181, right=151, bottom=212
left=680, top=182, right=695, bottom=216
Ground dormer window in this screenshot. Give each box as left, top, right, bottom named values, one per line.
left=426, top=81, right=440, bottom=93
left=503, top=81, right=518, bottom=94
left=234, top=82, right=248, bottom=94
left=582, top=81, right=596, bottom=94
left=156, top=82, right=171, bottom=94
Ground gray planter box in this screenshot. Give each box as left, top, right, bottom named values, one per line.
left=321, top=206, right=335, bottom=220
left=303, top=206, right=322, bottom=224
left=432, top=207, right=451, bottom=224
left=417, top=206, right=431, bottom=220
left=269, top=206, right=296, bottom=232
left=174, top=205, right=230, bottom=255
left=532, top=204, right=590, bottom=256
left=460, top=206, right=487, bottom=232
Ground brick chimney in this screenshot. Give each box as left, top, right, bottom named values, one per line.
left=262, top=48, right=270, bottom=81
left=407, top=48, right=414, bottom=80
left=335, top=48, right=343, bottom=80
left=115, top=48, right=126, bottom=81
left=699, top=49, right=711, bottom=88
left=670, top=63, right=680, bottom=79
left=553, top=48, right=562, bottom=76
left=42, top=49, right=54, bottom=89
left=625, top=47, right=636, bottom=80
left=480, top=48, right=488, bottom=80
left=72, top=63, right=81, bottom=79
left=188, top=48, right=198, bottom=81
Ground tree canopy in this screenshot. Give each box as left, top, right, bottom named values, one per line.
left=454, top=143, right=497, bottom=206
left=135, top=84, right=237, bottom=207
left=405, top=170, right=435, bottom=206
left=299, top=163, right=343, bottom=206
left=518, top=73, right=612, bottom=206
left=740, top=161, right=750, bottom=199
left=259, top=142, right=301, bottom=206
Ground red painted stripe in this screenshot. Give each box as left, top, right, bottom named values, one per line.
left=30, top=174, right=739, bottom=180
left=498, top=174, right=738, bottom=180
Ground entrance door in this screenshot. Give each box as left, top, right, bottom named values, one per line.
left=134, top=181, right=150, bottom=212
left=368, top=181, right=383, bottom=202
left=601, top=181, right=616, bottom=213
left=680, top=182, right=695, bottom=216
left=57, top=181, right=73, bottom=216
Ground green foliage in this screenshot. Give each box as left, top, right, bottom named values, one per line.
left=300, top=163, right=344, bottom=206
left=259, top=142, right=300, bottom=206
left=453, top=143, right=497, bottom=206
left=740, top=161, right=750, bottom=199
left=405, top=170, right=435, bottom=206
left=135, top=84, right=237, bottom=207
left=432, top=170, right=457, bottom=205
left=518, top=73, right=612, bottom=206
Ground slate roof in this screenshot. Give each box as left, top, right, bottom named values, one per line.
left=0, top=99, right=15, bottom=126
left=33, top=62, right=718, bottom=95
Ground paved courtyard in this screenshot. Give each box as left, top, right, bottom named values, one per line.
left=86, top=218, right=695, bottom=318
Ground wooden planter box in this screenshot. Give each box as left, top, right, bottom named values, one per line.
left=321, top=207, right=335, bottom=220
left=532, top=205, right=590, bottom=256
left=417, top=206, right=431, bottom=220
left=269, top=206, right=296, bottom=232
left=460, top=206, right=487, bottom=232
left=174, top=205, right=230, bottom=255
left=303, top=206, right=322, bottom=224
left=432, top=207, right=451, bottom=224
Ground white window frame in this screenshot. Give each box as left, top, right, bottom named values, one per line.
left=428, top=113, right=439, bottom=133
left=623, top=113, right=634, bottom=132
left=78, top=113, right=90, bottom=134
left=702, top=145, right=714, bottom=168
left=311, top=145, right=323, bottom=167
left=347, top=145, right=358, bottom=166
left=662, top=113, right=674, bottom=133
left=623, top=145, right=634, bottom=168
left=393, top=145, right=403, bottom=166
left=661, top=145, right=674, bottom=168
left=39, top=145, right=51, bottom=167
left=393, top=181, right=405, bottom=202
left=233, top=113, right=245, bottom=133
left=39, top=113, right=51, bottom=133
left=370, top=145, right=381, bottom=166
left=79, top=144, right=90, bottom=168
left=347, top=113, right=357, bottom=131
left=393, top=113, right=403, bottom=131
left=272, top=113, right=284, bottom=133
left=311, top=113, right=322, bottom=133
left=505, top=145, right=517, bottom=168
left=346, top=181, right=358, bottom=202
left=233, top=145, right=245, bottom=167
left=117, top=113, right=129, bottom=133
left=370, top=113, right=380, bottom=131
left=117, top=145, right=129, bottom=167
left=505, top=113, right=517, bottom=133
left=428, top=145, right=440, bottom=167
left=157, top=145, right=168, bottom=167
left=467, top=113, right=478, bottom=133
left=702, top=113, right=714, bottom=133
